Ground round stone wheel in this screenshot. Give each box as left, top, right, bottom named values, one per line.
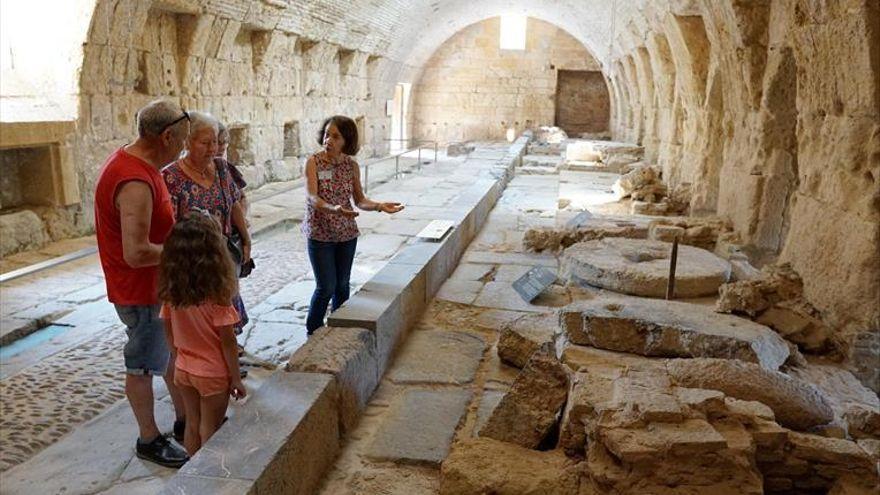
left=562, top=237, right=731, bottom=298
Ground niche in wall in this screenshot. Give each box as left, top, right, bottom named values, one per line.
left=283, top=121, right=301, bottom=157
left=0, top=122, right=79, bottom=211
left=227, top=125, right=255, bottom=166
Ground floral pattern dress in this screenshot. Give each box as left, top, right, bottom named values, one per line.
left=301, top=152, right=360, bottom=242
left=162, top=160, right=249, bottom=331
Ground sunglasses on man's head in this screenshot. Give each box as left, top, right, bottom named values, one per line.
left=157, top=110, right=191, bottom=134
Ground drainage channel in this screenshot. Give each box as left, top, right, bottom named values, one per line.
left=0, top=324, right=75, bottom=363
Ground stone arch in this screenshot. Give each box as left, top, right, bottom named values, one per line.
left=621, top=55, right=642, bottom=143
left=646, top=32, right=677, bottom=170
left=634, top=46, right=657, bottom=161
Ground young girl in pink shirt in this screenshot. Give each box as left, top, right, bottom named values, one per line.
left=158, top=213, right=247, bottom=455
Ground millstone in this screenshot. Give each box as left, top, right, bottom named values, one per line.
left=562, top=237, right=731, bottom=298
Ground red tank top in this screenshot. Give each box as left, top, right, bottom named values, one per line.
left=95, top=148, right=175, bottom=305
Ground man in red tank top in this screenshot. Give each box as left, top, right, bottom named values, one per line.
left=94, top=99, right=190, bottom=467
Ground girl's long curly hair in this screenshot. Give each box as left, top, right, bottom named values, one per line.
left=159, top=212, right=237, bottom=307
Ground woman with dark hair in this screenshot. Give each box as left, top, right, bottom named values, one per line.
left=303, top=115, right=404, bottom=335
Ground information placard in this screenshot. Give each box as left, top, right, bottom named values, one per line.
left=512, top=265, right=558, bottom=303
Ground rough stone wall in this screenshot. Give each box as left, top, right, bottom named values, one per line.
left=66, top=0, right=414, bottom=235
left=410, top=17, right=605, bottom=143
left=606, top=0, right=880, bottom=387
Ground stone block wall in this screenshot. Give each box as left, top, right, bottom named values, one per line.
left=605, top=0, right=880, bottom=388
left=410, top=17, right=607, bottom=143
left=51, top=0, right=416, bottom=237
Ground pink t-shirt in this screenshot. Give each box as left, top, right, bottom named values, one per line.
left=160, top=302, right=240, bottom=378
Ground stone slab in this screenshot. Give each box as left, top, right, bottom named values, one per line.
left=366, top=388, right=472, bottom=466
left=560, top=296, right=791, bottom=371
left=562, top=237, right=731, bottom=298
left=173, top=371, right=338, bottom=495
left=462, top=250, right=558, bottom=269
left=497, top=312, right=558, bottom=368
left=160, top=475, right=254, bottom=494
left=472, top=282, right=555, bottom=313
left=287, top=326, right=379, bottom=433
left=479, top=349, right=570, bottom=448
left=600, top=419, right=728, bottom=463
left=355, top=233, right=408, bottom=260
left=666, top=358, right=835, bottom=430
left=448, top=262, right=495, bottom=282
left=387, top=330, right=486, bottom=385
left=327, top=288, right=398, bottom=332
left=436, top=279, right=484, bottom=305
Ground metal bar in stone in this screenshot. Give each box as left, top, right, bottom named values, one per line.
left=666, top=236, right=679, bottom=300
left=434, top=142, right=438, bottom=162
left=417, top=147, right=421, bottom=170
left=0, top=247, right=97, bottom=283
left=395, top=155, right=400, bottom=179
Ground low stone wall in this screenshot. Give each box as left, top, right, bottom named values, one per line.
left=160, top=138, right=527, bottom=494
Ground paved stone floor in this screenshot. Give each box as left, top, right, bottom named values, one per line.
left=314, top=164, right=628, bottom=494
left=0, top=150, right=504, bottom=494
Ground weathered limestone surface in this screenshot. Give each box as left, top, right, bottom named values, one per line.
left=286, top=326, right=378, bottom=434
left=553, top=344, right=876, bottom=494
left=647, top=216, right=732, bottom=250
left=758, top=432, right=880, bottom=494
left=716, top=264, right=836, bottom=354
left=787, top=363, right=880, bottom=440
left=386, top=330, right=485, bottom=385
left=440, top=438, right=580, bottom=495
left=565, top=141, right=601, bottom=162
left=166, top=372, right=339, bottom=495
left=665, top=358, right=834, bottom=431
left=497, top=312, right=558, bottom=368
left=562, top=238, right=731, bottom=298
left=0, top=210, right=49, bottom=257
left=366, top=388, right=472, bottom=467
left=715, top=263, right=804, bottom=317
left=523, top=218, right=648, bottom=253
left=756, top=301, right=831, bottom=352
left=479, top=349, right=570, bottom=448
left=560, top=297, right=791, bottom=370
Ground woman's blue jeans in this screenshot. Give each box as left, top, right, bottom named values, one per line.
left=306, top=237, right=358, bottom=334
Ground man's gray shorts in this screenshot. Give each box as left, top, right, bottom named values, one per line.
left=114, top=304, right=170, bottom=376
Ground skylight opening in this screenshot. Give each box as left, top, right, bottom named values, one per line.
left=499, top=15, right=527, bottom=51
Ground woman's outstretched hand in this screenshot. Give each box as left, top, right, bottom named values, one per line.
left=378, top=202, right=405, bottom=214
left=333, top=205, right=360, bottom=218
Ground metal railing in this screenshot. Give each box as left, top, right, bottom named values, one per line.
left=359, top=139, right=438, bottom=193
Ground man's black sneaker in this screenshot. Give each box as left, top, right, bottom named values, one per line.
left=136, top=434, right=189, bottom=468
left=173, top=419, right=186, bottom=443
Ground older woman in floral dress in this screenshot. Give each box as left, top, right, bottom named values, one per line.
left=161, top=111, right=251, bottom=335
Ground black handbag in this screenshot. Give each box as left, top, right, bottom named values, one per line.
left=219, top=161, right=255, bottom=278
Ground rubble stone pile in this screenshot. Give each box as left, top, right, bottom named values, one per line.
left=716, top=263, right=834, bottom=354
left=440, top=295, right=880, bottom=495
left=522, top=217, right=648, bottom=253
left=647, top=216, right=733, bottom=250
